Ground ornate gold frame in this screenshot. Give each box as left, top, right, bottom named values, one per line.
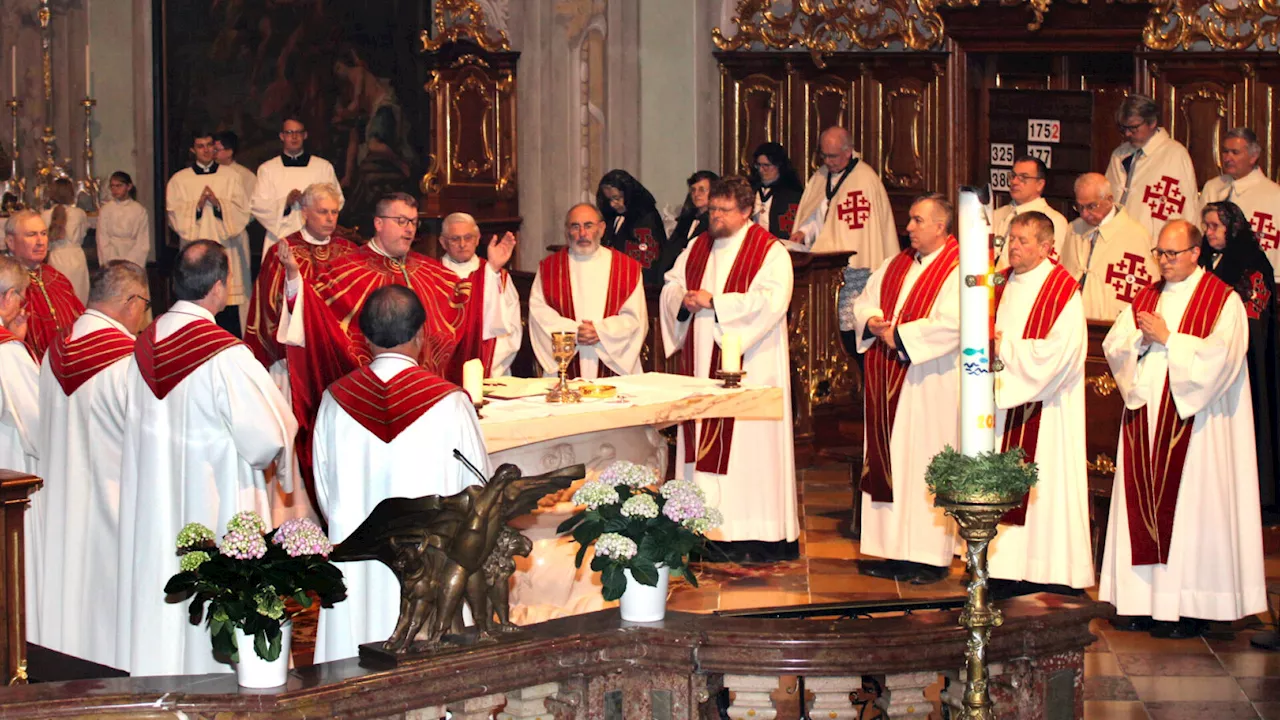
left=421, top=0, right=512, bottom=52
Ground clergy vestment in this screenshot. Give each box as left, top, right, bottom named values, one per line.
left=1061, top=206, right=1158, bottom=322
left=1200, top=168, right=1280, bottom=281
left=603, top=206, right=669, bottom=288
left=1099, top=268, right=1265, bottom=622
left=988, top=261, right=1093, bottom=588
left=250, top=152, right=343, bottom=255
left=659, top=223, right=798, bottom=543
left=23, top=264, right=84, bottom=361
left=753, top=183, right=804, bottom=240
left=41, top=204, right=91, bottom=302
left=115, top=301, right=296, bottom=675
left=166, top=163, right=253, bottom=314
left=312, top=355, right=490, bottom=662
left=96, top=197, right=151, bottom=267
left=530, top=247, right=646, bottom=380
left=442, top=254, right=523, bottom=379
left=792, top=154, right=901, bottom=275
left=1106, top=128, right=1201, bottom=241
left=0, top=325, right=40, bottom=646
left=34, top=310, right=134, bottom=666
left=851, top=238, right=961, bottom=567
left=990, top=197, right=1070, bottom=270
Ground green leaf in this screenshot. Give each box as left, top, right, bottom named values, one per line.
left=601, top=564, right=627, bottom=602
left=254, top=627, right=282, bottom=662
left=556, top=514, right=582, bottom=534
left=294, top=590, right=312, bottom=608
left=575, top=541, right=589, bottom=569
left=629, top=561, right=659, bottom=587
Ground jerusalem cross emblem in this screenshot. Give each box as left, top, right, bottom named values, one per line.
left=1141, top=176, right=1186, bottom=221
left=1105, top=252, right=1154, bottom=303
left=837, top=191, right=871, bottom=230
left=1251, top=212, right=1280, bottom=252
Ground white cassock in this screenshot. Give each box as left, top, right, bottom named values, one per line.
left=166, top=164, right=252, bottom=313
left=442, top=254, right=523, bottom=376
left=225, top=161, right=258, bottom=206
left=990, top=197, right=1069, bottom=270
left=1061, top=206, right=1158, bottom=322
left=115, top=301, right=296, bottom=675
left=529, top=248, right=647, bottom=380
left=852, top=248, right=960, bottom=566
left=989, top=261, right=1093, bottom=588
left=1200, top=167, right=1280, bottom=281
left=250, top=153, right=343, bottom=256
left=224, top=160, right=259, bottom=328
left=97, top=197, right=152, bottom=267
left=33, top=310, right=132, bottom=666
left=41, top=204, right=90, bottom=303
left=312, top=353, right=490, bottom=663
left=792, top=154, right=900, bottom=273
left=659, top=222, right=798, bottom=543
left=1106, top=128, right=1201, bottom=240
left=0, top=330, right=40, bottom=645
left=1100, top=267, right=1266, bottom=621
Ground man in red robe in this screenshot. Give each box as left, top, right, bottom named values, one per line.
left=4, top=210, right=84, bottom=360
left=439, top=212, right=522, bottom=380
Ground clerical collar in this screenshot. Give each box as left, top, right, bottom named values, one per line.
left=1163, top=266, right=1203, bottom=292
left=1229, top=167, right=1264, bottom=192
left=300, top=227, right=330, bottom=246
left=915, top=240, right=947, bottom=264
left=825, top=156, right=859, bottom=202
left=757, top=185, right=775, bottom=204
left=442, top=254, right=480, bottom=277
left=192, top=162, right=217, bottom=175
left=1010, top=257, right=1051, bottom=283
left=168, top=299, right=216, bottom=322
left=280, top=151, right=312, bottom=168
left=83, top=308, right=135, bottom=338
left=368, top=239, right=407, bottom=262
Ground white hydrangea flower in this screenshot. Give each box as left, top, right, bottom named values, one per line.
left=620, top=494, right=660, bottom=519
left=572, top=481, right=621, bottom=510
left=595, top=533, right=638, bottom=560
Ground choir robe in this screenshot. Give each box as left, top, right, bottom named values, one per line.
left=250, top=152, right=343, bottom=255
left=988, top=261, right=1094, bottom=588
left=41, top=204, right=90, bottom=302
left=851, top=240, right=961, bottom=567
left=753, top=183, right=804, bottom=240
left=1061, top=206, right=1158, bottom=322
left=34, top=310, right=134, bottom=666
left=1099, top=267, right=1266, bottom=622
left=0, top=326, right=40, bottom=645
left=224, top=161, right=258, bottom=205
left=442, top=254, right=523, bottom=378
left=990, top=197, right=1070, bottom=270
left=96, top=197, right=151, bottom=267
left=1200, top=168, right=1280, bottom=282
left=23, top=264, right=85, bottom=362
left=793, top=154, right=901, bottom=274
left=115, top=301, right=296, bottom=675
left=659, top=223, right=799, bottom=543
left=530, top=246, right=647, bottom=380
left=1106, top=128, right=1201, bottom=240
left=312, top=354, right=490, bottom=663
left=166, top=163, right=253, bottom=313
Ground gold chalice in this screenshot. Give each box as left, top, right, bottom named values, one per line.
left=546, top=331, right=582, bottom=404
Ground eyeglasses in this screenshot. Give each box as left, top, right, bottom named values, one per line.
left=1011, top=173, right=1043, bottom=183
left=127, top=294, right=152, bottom=309
left=567, top=221, right=599, bottom=232
left=1151, top=247, right=1195, bottom=260
left=377, top=216, right=419, bottom=228
left=708, top=205, right=740, bottom=215
left=1071, top=200, right=1106, bottom=214
left=442, top=233, right=479, bottom=243
left=819, top=152, right=846, bottom=160
left=1118, top=121, right=1147, bottom=134
left=280, top=129, right=306, bottom=136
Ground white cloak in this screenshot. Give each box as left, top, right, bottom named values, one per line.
left=1061, top=206, right=1158, bottom=322
left=115, top=301, right=296, bottom=675
left=659, top=222, right=799, bottom=543
left=0, top=333, right=40, bottom=645
left=1200, top=168, right=1280, bottom=281
left=250, top=154, right=343, bottom=255
left=97, top=197, right=152, bottom=268
left=166, top=165, right=253, bottom=309
left=989, top=260, right=1093, bottom=587
left=990, top=197, right=1069, bottom=270
left=851, top=247, right=960, bottom=566
left=1099, top=267, right=1265, bottom=621
left=1106, top=128, right=1201, bottom=240
left=41, top=205, right=90, bottom=303
left=313, top=353, right=490, bottom=663
left=442, top=255, right=524, bottom=377
left=792, top=154, right=900, bottom=270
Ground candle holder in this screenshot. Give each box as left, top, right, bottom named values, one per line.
left=472, top=398, right=489, bottom=419
left=74, top=97, right=100, bottom=211
left=546, top=331, right=581, bottom=404
left=1, top=98, right=24, bottom=212
left=715, top=369, right=746, bottom=388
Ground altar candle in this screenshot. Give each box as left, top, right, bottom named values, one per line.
left=957, top=187, right=996, bottom=457
left=10, top=47, right=15, bottom=96
left=720, top=333, right=742, bottom=373
left=462, top=358, right=484, bottom=405
left=84, top=44, right=90, bottom=93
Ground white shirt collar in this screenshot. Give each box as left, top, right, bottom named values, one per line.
left=1163, top=265, right=1203, bottom=293
left=300, top=227, right=330, bottom=246
left=195, top=161, right=214, bottom=172
left=83, top=308, right=134, bottom=338
left=1227, top=167, right=1266, bottom=193
left=168, top=300, right=216, bottom=322
left=1010, top=256, right=1052, bottom=284
left=1012, top=196, right=1049, bottom=213
left=368, top=240, right=402, bottom=259
left=441, top=254, right=481, bottom=278
left=1094, top=205, right=1119, bottom=230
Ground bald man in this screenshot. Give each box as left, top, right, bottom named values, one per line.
left=1061, top=173, right=1158, bottom=322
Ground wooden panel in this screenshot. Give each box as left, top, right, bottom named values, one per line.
left=1146, top=58, right=1251, bottom=189
left=1084, top=322, right=1123, bottom=481
left=805, top=74, right=853, bottom=174
left=0, top=472, right=40, bottom=686
left=883, top=79, right=928, bottom=190
left=726, top=72, right=789, bottom=177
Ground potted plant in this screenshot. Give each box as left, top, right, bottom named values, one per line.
left=557, top=461, right=722, bottom=622
left=165, top=512, right=347, bottom=688
left=925, top=445, right=1039, bottom=506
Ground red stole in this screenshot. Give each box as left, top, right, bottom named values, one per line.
left=538, top=248, right=641, bottom=379
left=992, top=262, right=1079, bottom=525
left=23, top=265, right=85, bottom=362
left=328, top=364, right=461, bottom=443
left=677, top=225, right=778, bottom=474
left=135, top=318, right=244, bottom=399
left=862, top=237, right=960, bottom=502
left=0, top=327, right=36, bottom=362
left=1121, top=271, right=1234, bottom=565
left=446, top=263, right=504, bottom=382
left=48, top=326, right=135, bottom=396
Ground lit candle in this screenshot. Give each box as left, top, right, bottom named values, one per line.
left=957, top=187, right=996, bottom=456
left=462, top=358, right=484, bottom=405
left=720, top=334, right=741, bottom=374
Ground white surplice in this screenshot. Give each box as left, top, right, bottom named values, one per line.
left=989, top=260, right=1093, bottom=588
left=0, top=330, right=41, bottom=645
left=852, top=247, right=961, bottom=567
left=1200, top=168, right=1280, bottom=281
left=166, top=164, right=253, bottom=310
left=990, top=197, right=1070, bottom=270
left=312, top=353, right=490, bottom=663
left=33, top=310, right=132, bottom=666
left=659, top=222, right=798, bottom=543
left=41, top=205, right=90, bottom=303
left=115, top=301, right=296, bottom=675
left=442, top=255, right=524, bottom=376
left=1106, top=128, right=1201, bottom=241
left=96, top=197, right=152, bottom=267
left=792, top=154, right=900, bottom=270
left=529, top=247, right=647, bottom=380
left=1099, top=267, right=1266, bottom=621
left=250, top=154, right=343, bottom=255
left=1061, top=206, right=1158, bottom=322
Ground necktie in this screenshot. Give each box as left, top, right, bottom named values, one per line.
left=1078, top=228, right=1101, bottom=289
left=1226, top=182, right=1235, bottom=203
left=1120, top=148, right=1143, bottom=205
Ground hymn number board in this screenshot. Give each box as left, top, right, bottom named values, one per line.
left=988, top=90, right=1093, bottom=203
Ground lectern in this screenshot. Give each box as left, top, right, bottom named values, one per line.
left=0, top=470, right=40, bottom=684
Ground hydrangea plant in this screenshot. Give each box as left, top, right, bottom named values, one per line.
left=164, top=512, right=346, bottom=663
left=557, top=461, right=722, bottom=601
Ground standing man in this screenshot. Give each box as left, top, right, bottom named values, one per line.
left=1199, top=127, right=1280, bottom=281
left=850, top=193, right=960, bottom=585
left=115, top=240, right=297, bottom=675
left=991, top=156, right=1069, bottom=269
left=530, top=204, right=646, bottom=380
left=439, top=212, right=523, bottom=379
left=1061, top=173, right=1159, bottom=321
left=1106, top=95, right=1200, bottom=240
left=215, top=129, right=260, bottom=287
left=5, top=210, right=83, bottom=361
left=250, top=118, right=344, bottom=258
left=660, top=176, right=797, bottom=563
left=1100, top=220, right=1264, bottom=638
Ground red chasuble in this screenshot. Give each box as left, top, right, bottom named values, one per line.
left=538, top=248, right=642, bottom=379
left=0, top=327, right=35, bottom=361
left=446, top=264, right=508, bottom=382
left=676, top=225, right=778, bottom=474
left=992, top=262, right=1079, bottom=525
left=135, top=319, right=244, bottom=399
left=23, top=265, right=85, bottom=361
left=327, top=364, right=462, bottom=443
left=1121, top=271, right=1234, bottom=565
left=862, top=237, right=960, bottom=503
left=47, top=327, right=135, bottom=396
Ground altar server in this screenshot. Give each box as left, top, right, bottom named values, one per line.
left=1106, top=94, right=1200, bottom=240
left=41, top=178, right=90, bottom=303
left=116, top=241, right=296, bottom=675
left=313, top=285, right=489, bottom=663
left=439, top=212, right=522, bottom=379
left=34, top=261, right=148, bottom=667
left=851, top=193, right=960, bottom=585
left=990, top=157, right=1068, bottom=270
left=5, top=210, right=83, bottom=361
left=989, top=212, right=1093, bottom=592
left=660, top=176, right=798, bottom=562
left=531, top=203, right=646, bottom=380
left=1100, top=219, right=1265, bottom=638
left=1061, top=173, right=1158, bottom=322
left=250, top=118, right=343, bottom=256
left=97, top=171, right=151, bottom=268
left=1199, top=127, right=1280, bottom=282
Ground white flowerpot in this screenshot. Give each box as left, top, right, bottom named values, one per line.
left=233, top=621, right=292, bottom=688
left=620, top=565, right=669, bottom=622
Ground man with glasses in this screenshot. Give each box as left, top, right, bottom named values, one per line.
left=1100, top=219, right=1264, bottom=639
left=1105, top=95, right=1200, bottom=240
left=1199, top=127, right=1280, bottom=281
left=991, top=156, right=1068, bottom=270
left=250, top=117, right=344, bottom=258
left=439, top=212, right=522, bottom=379
left=1061, top=172, right=1158, bottom=321
left=4, top=209, right=82, bottom=360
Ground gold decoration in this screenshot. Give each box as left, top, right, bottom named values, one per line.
left=8, top=660, right=27, bottom=686
left=1085, top=372, right=1117, bottom=397
left=1087, top=453, right=1117, bottom=476
left=712, top=0, right=952, bottom=60
left=1144, top=0, right=1280, bottom=51
left=421, top=0, right=512, bottom=53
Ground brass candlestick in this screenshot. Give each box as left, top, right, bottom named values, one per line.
left=1, top=99, right=24, bottom=212
left=545, top=331, right=581, bottom=404
left=715, top=369, right=746, bottom=388
left=75, top=97, right=99, bottom=210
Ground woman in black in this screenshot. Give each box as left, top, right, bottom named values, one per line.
left=597, top=169, right=669, bottom=287
left=747, top=142, right=804, bottom=240
left=657, top=170, right=718, bottom=277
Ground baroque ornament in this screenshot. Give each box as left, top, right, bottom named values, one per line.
left=1144, top=0, right=1280, bottom=50
left=421, top=0, right=512, bottom=52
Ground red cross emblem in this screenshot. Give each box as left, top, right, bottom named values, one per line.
left=628, top=228, right=657, bottom=268
left=1246, top=270, right=1272, bottom=320
left=1251, top=212, right=1280, bottom=252
left=837, top=191, right=871, bottom=230
left=1104, top=252, right=1154, bottom=303
left=1141, top=176, right=1186, bottom=221
left=778, top=203, right=799, bottom=234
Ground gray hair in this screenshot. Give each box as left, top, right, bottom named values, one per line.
left=1224, top=127, right=1262, bottom=157
left=0, top=255, right=29, bottom=295
left=88, top=260, right=148, bottom=305
left=300, top=183, right=342, bottom=209
left=4, top=209, right=41, bottom=237
left=442, top=212, right=480, bottom=235
left=564, top=202, right=604, bottom=224
left=1073, top=172, right=1114, bottom=200
left=910, top=192, right=954, bottom=234
left=1116, top=94, right=1159, bottom=126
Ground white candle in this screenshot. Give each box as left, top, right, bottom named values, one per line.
left=957, top=188, right=996, bottom=456
left=720, top=334, right=742, bottom=374
left=84, top=44, right=90, bottom=94
left=462, top=358, right=484, bottom=405
left=10, top=47, right=15, bottom=97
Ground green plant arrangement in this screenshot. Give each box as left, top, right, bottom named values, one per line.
left=164, top=512, right=347, bottom=663
left=557, top=461, right=723, bottom=601
left=925, top=445, right=1039, bottom=502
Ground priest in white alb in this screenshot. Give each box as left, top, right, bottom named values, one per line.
left=988, top=212, right=1093, bottom=594
left=1100, top=219, right=1265, bottom=639
left=1199, top=127, right=1280, bottom=281
left=250, top=118, right=344, bottom=257
left=851, top=193, right=960, bottom=585
left=439, top=212, right=522, bottom=379
left=990, top=156, right=1069, bottom=270
left=313, top=285, right=490, bottom=663
left=1106, top=94, right=1200, bottom=240
left=115, top=241, right=297, bottom=675
left=530, top=203, right=646, bottom=380
left=1061, top=173, right=1158, bottom=322
left=34, top=260, right=149, bottom=667
left=661, top=176, right=798, bottom=563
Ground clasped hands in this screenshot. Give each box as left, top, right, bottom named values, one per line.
left=867, top=316, right=898, bottom=350
left=198, top=186, right=221, bottom=211
left=1136, top=310, right=1171, bottom=346
left=681, top=289, right=714, bottom=314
